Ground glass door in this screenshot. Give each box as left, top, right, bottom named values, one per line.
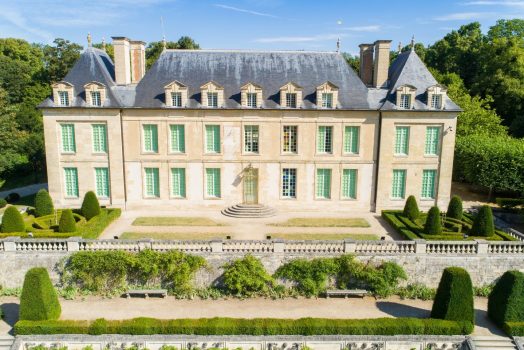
left=243, top=167, right=258, bottom=204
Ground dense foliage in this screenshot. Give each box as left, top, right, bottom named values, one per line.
left=403, top=196, right=420, bottom=221
left=34, top=189, right=54, bottom=217
left=19, top=268, right=61, bottom=321
left=81, top=191, right=100, bottom=220
left=430, top=267, right=474, bottom=325
left=488, top=270, right=524, bottom=327
left=0, top=206, right=25, bottom=233
left=222, top=255, right=274, bottom=297
left=470, top=206, right=495, bottom=237
left=58, top=209, right=76, bottom=233
left=446, top=196, right=463, bottom=220
left=424, top=207, right=442, bottom=235
left=0, top=199, right=6, bottom=208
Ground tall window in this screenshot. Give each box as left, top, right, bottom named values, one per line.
left=342, top=169, right=357, bottom=199
left=170, top=124, right=185, bottom=153
left=285, top=93, right=297, bottom=108
left=431, top=94, right=442, bottom=109
left=171, top=168, right=186, bottom=198
left=61, top=124, right=76, bottom=153
left=421, top=169, right=437, bottom=199
left=392, top=169, right=407, bottom=199
left=205, top=125, right=220, bottom=153
left=343, top=126, right=359, bottom=154
left=95, top=167, right=110, bottom=198
left=64, top=167, right=79, bottom=198
left=143, top=124, right=158, bottom=153
left=90, top=91, right=101, bottom=106
left=394, top=126, right=410, bottom=156
left=282, top=168, right=297, bottom=198
left=317, top=126, right=333, bottom=154
left=321, top=93, right=333, bottom=108
left=171, top=92, right=182, bottom=107
left=206, top=168, right=221, bottom=198
left=399, top=94, right=411, bottom=109
left=58, top=91, right=70, bottom=106
left=425, top=126, right=440, bottom=156
left=207, top=92, right=218, bottom=107
left=316, top=168, right=332, bottom=199
left=144, top=167, right=160, bottom=197
left=244, top=125, right=259, bottom=153
left=282, top=126, right=298, bottom=153
left=92, top=124, right=107, bottom=153
left=247, top=93, right=257, bottom=108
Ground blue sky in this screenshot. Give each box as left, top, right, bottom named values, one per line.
left=0, top=0, right=523, bottom=55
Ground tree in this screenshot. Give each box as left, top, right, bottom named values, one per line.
left=342, top=53, right=359, bottom=74
left=424, top=206, right=442, bottom=235
left=446, top=196, right=463, bottom=221
left=403, top=195, right=420, bottom=221
left=145, top=36, right=200, bottom=69
left=487, top=19, right=524, bottom=40
left=0, top=206, right=25, bottom=233
left=41, top=38, right=82, bottom=83
left=58, top=209, right=76, bottom=233
left=0, top=88, right=28, bottom=175
left=222, top=255, right=274, bottom=297
left=471, top=205, right=495, bottom=237
left=92, top=42, right=114, bottom=61
left=19, top=267, right=61, bottom=320
left=34, top=189, right=54, bottom=217
left=81, top=191, right=101, bottom=220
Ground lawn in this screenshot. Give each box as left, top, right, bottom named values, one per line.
left=120, top=232, right=231, bottom=240
left=269, top=233, right=378, bottom=240
left=132, top=217, right=225, bottom=226
left=271, top=218, right=370, bottom=228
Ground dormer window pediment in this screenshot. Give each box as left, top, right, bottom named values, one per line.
left=164, top=80, right=188, bottom=107
left=427, top=84, right=447, bottom=110
left=241, top=82, right=263, bottom=108
left=316, top=81, right=339, bottom=109
left=396, top=84, right=417, bottom=109
left=84, top=81, right=106, bottom=107
left=200, top=81, right=224, bottom=108
left=280, top=82, right=303, bottom=108
left=52, top=81, right=74, bottom=107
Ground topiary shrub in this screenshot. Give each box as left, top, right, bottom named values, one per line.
left=470, top=205, right=495, bottom=237
left=403, top=195, right=420, bottom=221
left=81, top=191, right=101, bottom=220
left=488, top=270, right=524, bottom=327
left=58, top=209, right=76, bottom=233
left=0, top=199, right=7, bottom=209
left=424, top=206, right=442, bottom=235
left=446, top=196, right=463, bottom=220
left=431, top=267, right=474, bottom=325
left=34, top=189, right=54, bottom=217
left=19, top=267, right=61, bottom=321
left=222, top=255, right=274, bottom=297
left=5, top=192, right=20, bottom=203
left=1, top=206, right=25, bottom=233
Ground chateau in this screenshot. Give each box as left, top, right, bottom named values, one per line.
left=41, top=37, right=459, bottom=212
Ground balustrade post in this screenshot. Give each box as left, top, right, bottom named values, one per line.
left=273, top=239, right=285, bottom=253
left=66, top=237, right=80, bottom=252
left=414, top=239, right=427, bottom=255
left=344, top=239, right=356, bottom=253
left=210, top=240, right=223, bottom=253
left=138, top=239, right=153, bottom=251
left=3, top=237, right=20, bottom=252
left=475, top=239, right=489, bottom=255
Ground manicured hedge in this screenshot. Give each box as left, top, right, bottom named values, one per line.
left=471, top=206, right=495, bottom=237
left=1, top=206, right=25, bottom=233
left=19, top=268, right=61, bottom=321
left=424, top=207, right=442, bottom=235
left=0, top=199, right=7, bottom=209
left=503, top=322, right=524, bottom=336
left=381, top=211, right=419, bottom=240
left=58, top=209, right=76, bottom=233
left=403, top=196, right=420, bottom=221
left=431, top=267, right=474, bottom=325
left=447, top=196, right=463, bottom=220
left=34, top=189, right=54, bottom=217
left=496, top=198, right=524, bottom=210
left=81, top=191, right=101, bottom=220
left=14, top=317, right=473, bottom=336
left=488, top=270, right=524, bottom=327
left=81, top=208, right=121, bottom=239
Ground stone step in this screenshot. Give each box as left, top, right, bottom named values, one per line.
left=222, top=204, right=277, bottom=218
left=0, top=336, right=14, bottom=350
left=225, top=207, right=276, bottom=214
left=471, top=336, right=517, bottom=350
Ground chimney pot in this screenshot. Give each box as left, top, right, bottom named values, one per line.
left=130, top=40, right=146, bottom=83
left=112, top=37, right=131, bottom=85
left=359, top=44, right=374, bottom=86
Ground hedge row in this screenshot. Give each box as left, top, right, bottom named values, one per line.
left=14, top=317, right=473, bottom=336
left=81, top=208, right=121, bottom=239
left=488, top=270, right=524, bottom=330
left=503, top=322, right=524, bottom=336
left=381, top=211, right=419, bottom=240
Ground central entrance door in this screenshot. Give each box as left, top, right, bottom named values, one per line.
left=243, top=167, right=258, bottom=204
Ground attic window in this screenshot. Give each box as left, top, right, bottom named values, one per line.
left=399, top=94, right=411, bottom=109
left=280, top=82, right=302, bottom=108
left=431, top=94, right=442, bottom=109
left=322, top=93, right=333, bottom=108
left=395, top=85, right=416, bottom=110
left=164, top=81, right=187, bottom=108
left=52, top=81, right=74, bottom=107
left=171, top=92, right=182, bottom=107
left=427, top=84, right=447, bottom=110
left=286, top=93, right=297, bottom=108
left=241, top=83, right=263, bottom=108
left=200, top=81, right=224, bottom=108
left=91, top=91, right=101, bottom=107
left=247, top=93, right=257, bottom=108
left=84, top=81, right=106, bottom=107
left=58, top=91, right=70, bottom=106
left=316, top=82, right=338, bottom=109
left=207, top=92, right=218, bottom=107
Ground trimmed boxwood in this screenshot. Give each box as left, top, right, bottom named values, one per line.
left=446, top=196, right=463, bottom=221
left=1, top=206, right=25, bottom=233
left=471, top=205, right=495, bottom=237
left=34, top=189, right=54, bottom=217
left=431, top=267, right=474, bottom=325
left=403, top=196, right=420, bottom=221
left=488, top=270, right=524, bottom=327
left=19, top=267, right=61, bottom=321
left=0, top=198, right=7, bottom=209
left=58, top=209, right=76, bottom=233
left=81, top=191, right=101, bottom=220
left=14, top=317, right=473, bottom=336
left=424, top=207, right=442, bottom=235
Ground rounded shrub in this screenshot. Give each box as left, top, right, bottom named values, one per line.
left=19, top=267, right=61, bottom=321
left=1, top=206, right=25, bottom=233
left=58, top=209, right=76, bottom=233
left=34, top=189, right=54, bottom=217
left=488, top=270, right=524, bottom=326
left=81, top=191, right=101, bottom=220
left=0, top=199, right=7, bottom=209
left=5, top=192, right=20, bottom=203
left=424, top=206, right=442, bottom=235
left=431, top=267, right=474, bottom=325
left=446, top=196, right=463, bottom=221
left=222, top=255, right=274, bottom=297
left=403, top=195, right=420, bottom=221
left=470, top=205, right=495, bottom=237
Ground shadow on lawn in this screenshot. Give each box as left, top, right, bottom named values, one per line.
left=376, top=301, right=430, bottom=318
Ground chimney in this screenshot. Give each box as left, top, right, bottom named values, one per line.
left=358, top=44, right=374, bottom=86
left=130, top=40, right=146, bottom=83
left=112, top=37, right=131, bottom=85
left=373, top=40, right=392, bottom=88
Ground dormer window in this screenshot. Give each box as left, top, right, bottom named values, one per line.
left=84, top=81, right=106, bottom=107
left=316, top=81, right=339, bottom=109
left=247, top=93, right=257, bottom=108
left=280, top=82, right=302, bottom=108
left=241, top=82, right=263, bottom=108
left=59, top=91, right=70, bottom=106
left=200, top=81, right=224, bottom=108
left=431, top=94, right=442, bottom=109
left=399, top=94, right=411, bottom=109
left=164, top=80, right=187, bottom=108
left=427, top=84, right=447, bottom=110
left=52, top=81, right=74, bottom=107
left=396, top=85, right=417, bottom=110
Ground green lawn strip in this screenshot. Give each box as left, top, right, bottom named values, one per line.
left=269, top=233, right=379, bottom=240
left=132, top=217, right=225, bottom=227
left=120, top=232, right=231, bottom=240
left=270, top=218, right=370, bottom=228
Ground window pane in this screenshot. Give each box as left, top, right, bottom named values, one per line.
left=171, top=168, right=186, bottom=198
left=425, top=126, right=440, bottom=155
left=143, top=124, right=158, bottom=153
left=400, top=94, right=411, bottom=109
left=244, top=125, right=259, bottom=153
left=321, top=93, right=333, bottom=108
left=316, top=169, right=332, bottom=199
left=247, top=93, right=257, bottom=108
left=282, top=168, right=296, bottom=198
left=392, top=169, right=407, bottom=199
left=92, top=124, right=107, bottom=153
left=205, top=125, right=220, bottom=153
left=95, top=167, right=110, bottom=198
left=317, top=126, right=333, bottom=153
left=431, top=94, right=442, bottom=109
left=91, top=91, right=101, bottom=106
left=144, top=168, right=160, bottom=197
left=170, top=124, right=185, bottom=153
left=344, top=126, right=359, bottom=154
left=207, top=92, right=218, bottom=107
left=206, top=168, right=221, bottom=198
left=286, top=93, right=297, bottom=108
left=171, top=92, right=182, bottom=107
left=342, top=169, right=357, bottom=199
left=283, top=125, right=297, bottom=153
left=422, top=169, right=437, bottom=199
left=61, top=124, right=76, bottom=153
left=394, top=126, right=409, bottom=155
left=58, top=91, right=69, bottom=106
left=64, top=167, right=79, bottom=197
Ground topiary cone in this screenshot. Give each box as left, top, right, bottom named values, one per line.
left=488, top=270, right=524, bottom=327
left=471, top=205, right=495, bottom=237
left=403, top=195, right=420, bottom=221
left=34, top=189, right=54, bottom=217
left=19, top=267, right=61, bottom=320
left=58, top=209, right=76, bottom=233
left=431, top=267, right=474, bottom=324
left=446, top=196, right=463, bottom=220
left=424, top=206, right=442, bottom=235
left=0, top=206, right=25, bottom=233
left=81, top=191, right=101, bottom=220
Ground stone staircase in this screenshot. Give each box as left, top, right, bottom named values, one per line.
left=470, top=335, right=518, bottom=350
left=222, top=204, right=276, bottom=218
left=0, top=335, right=14, bottom=350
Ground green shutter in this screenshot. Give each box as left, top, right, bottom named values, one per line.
left=206, top=125, right=220, bottom=153
left=64, top=167, right=79, bottom=197
left=206, top=168, right=221, bottom=197
left=95, top=167, right=110, bottom=197
left=170, top=125, right=185, bottom=153
left=344, top=126, right=359, bottom=154
left=171, top=168, right=186, bottom=198
left=145, top=168, right=160, bottom=197
left=61, top=124, right=76, bottom=153
left=425, top=127, right=440, bottom=155
left=316, top=169, right=331, bottom=199
left=143, top=125, right=158, bottom=153
left=342, top=169, right=357, bottom=199
left=421, top=169, right=437, bottom=199
left=395, top=127, right=409, bottom=155
left=92, top=124, right=107, bottom=153
left=392, top=169, right=407, bottom=199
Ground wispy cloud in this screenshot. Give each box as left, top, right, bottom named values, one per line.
left=463, top=0, right=524, bottom=7
left=433, top=12, right=488, bottom=20
left=342, top=25, right=381, bottom=32
left=0, top=5, right=54, bottom=42
left=214, top=4, right=278, bottom=18
left=254, top=33, right=344, bottom=43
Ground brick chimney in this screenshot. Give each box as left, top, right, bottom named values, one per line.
left=373, top=40, right=392, bottom=88
left=112, top=37, right=131, bottom=85
left=130, top=40, right=146, bottom=83
left=359, top=44, right=374, bottom=86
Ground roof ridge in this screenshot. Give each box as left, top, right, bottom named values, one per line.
left=163, top=49, right=339, bottom=54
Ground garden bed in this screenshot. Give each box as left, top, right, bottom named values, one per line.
left=270, top=218, right=370, bottom=228
left=132, top=217, right=225, bottom=227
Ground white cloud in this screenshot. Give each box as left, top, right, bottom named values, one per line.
left=254, top=33, right=344, bottom=43
left=342, top=25, right=381, bottom=32
left=433, top=12, right=488, bottom=20
left=214, top=4, right=278, bottom=18
left=0, top=5, right=54, bottom=42
left=463, top=0, right=524, bottom=7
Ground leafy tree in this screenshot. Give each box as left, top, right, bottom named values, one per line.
left=0, top=206, right=25, bottom=233
left=0, top=88, right=28, bottom=175
left=92, top=42, right=114, bottom=61
left=471, top=205, right=495, bottom=237
left=19, top=267, right=61, bottom=320
left=424, top=206, right=442, bottom=235
left=487, top=19, right=524, bottom=40
left=446, top=196, right=463, bottom=221
left=58, top=209, right=76, bottom=233
left=222, top=255, right=274, bottom=297
left=145, top=36, right=200, bottom=69
left=342, top=53, right=359, bottom=74
left=403, top=195, right=420, bottom=221
left=81, top=191, right=101, bottom=220
left=41, top=38, right=82, bottom=83
left=34, top=189, right=54, bottom=217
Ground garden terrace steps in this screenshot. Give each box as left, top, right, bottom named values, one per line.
left=470, top=335, right=518, bottom=350
left=0, top=335, right=14, bottom=350
left=222, top=204, right=277, bottom=218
